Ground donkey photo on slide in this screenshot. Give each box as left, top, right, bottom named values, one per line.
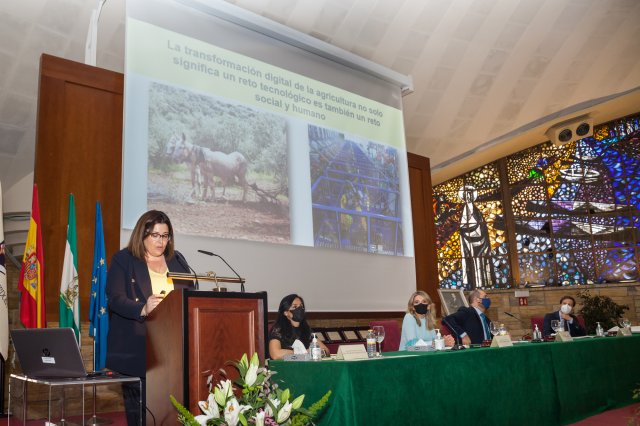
left=166, top=132, right=249, bottom=202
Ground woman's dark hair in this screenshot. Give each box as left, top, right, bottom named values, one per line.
left=127, top=210, right=175, bottom=261
left=272, top=293, right=311, bottom=343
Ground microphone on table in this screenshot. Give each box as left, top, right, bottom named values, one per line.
left=441, top=316, right=466, bottom=351
left=198, top=249, right=245, bottom=292
left=175, top=251, right=199, bottom=290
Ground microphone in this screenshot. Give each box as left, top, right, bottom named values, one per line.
left=441, top=316, right=466, bottom=351
left=504, top=311, right=529, bottom=328
left=198, top=250, right=245, bottom=292
left=175, top=251, right=199, bottom=290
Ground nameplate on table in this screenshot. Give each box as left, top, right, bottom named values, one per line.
left=617, top=327, right=632, bottom=337
left=336, top=344, right=368, bottom=360
left=490, top=335, right=513, bottom=348
left=407, top=345, right=434, bottom=352
left=284, top=353, right=311, bottom=362
left=555, top=331, right=573, bottom=342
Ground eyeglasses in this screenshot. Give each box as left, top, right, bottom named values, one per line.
left=148, top=232, right=171, bottom=242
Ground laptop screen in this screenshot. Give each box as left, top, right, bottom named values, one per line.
left=11, top=328, right=87, bottom=378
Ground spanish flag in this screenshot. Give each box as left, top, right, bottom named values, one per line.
left=18, top=184, right=46, bottom=328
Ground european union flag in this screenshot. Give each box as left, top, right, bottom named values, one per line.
left=89, top=202, right=109, bottom=370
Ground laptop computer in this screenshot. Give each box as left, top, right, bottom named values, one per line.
left=11, top=328, right=88, bottom=379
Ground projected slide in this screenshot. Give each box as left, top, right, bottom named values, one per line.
left=123, top=12, right=413, bottom=256
left=147, top=83, right=290, bottom=243
left=309, top=126, right=403, bottom=255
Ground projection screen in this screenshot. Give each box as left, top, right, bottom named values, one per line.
left=122, top=0, right=416, bottom=311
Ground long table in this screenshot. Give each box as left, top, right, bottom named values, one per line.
left=270, top=335, right=640, bottom=425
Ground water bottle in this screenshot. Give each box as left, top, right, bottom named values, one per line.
left=310, top=333, right=322, bottom=361
left=498, top=323, right=508, bottom=336
left=532, top=324, right=542, bottom=341
left=434, top=329, right=445, bottom=351
left=596, top=322, right=604, bottom=337
left=366, top=329, right=377, bottom=358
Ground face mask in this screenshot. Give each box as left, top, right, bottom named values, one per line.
left=481, top=297, right=491, bottom=310
left=560, top=304, right=572, bottom=314
left=414, top=303, right=429, bottom=315
left=290, top=306, right=305, bottom=322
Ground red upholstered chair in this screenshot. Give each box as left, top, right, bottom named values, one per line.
left=576, top=315, right=586, bottom=330
left=530, top=316, right=544, bottom=333
left=369, top=320, right=401, bottom=352
left=440, top=321, right=452, bottom=337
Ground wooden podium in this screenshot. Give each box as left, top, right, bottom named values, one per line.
left=146, top=289, right=268, bottom=424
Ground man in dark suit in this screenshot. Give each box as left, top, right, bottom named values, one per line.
left=543, top=295, right=586, bottom=337
left=443, top=289, right=492, bottom=345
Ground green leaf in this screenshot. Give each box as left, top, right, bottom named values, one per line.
left=170, top=395, right=200, bottom=426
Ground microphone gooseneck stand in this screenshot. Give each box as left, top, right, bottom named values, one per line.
left=196, top=250, right=246, bottom=292
left=442, top=317, right=466, bottom=351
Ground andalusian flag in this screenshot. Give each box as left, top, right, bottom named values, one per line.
left=59, top=194, right=80, bottom=342
left=89, top=201, right=108, bottom=369
left=0, top=181, right=10, bottom=360
left=18, top=184, right=46, bottom=328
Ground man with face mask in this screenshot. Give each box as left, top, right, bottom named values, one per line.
left=442, top=289, right=492, bottom=345
left=542, top=295, right=586, bottom=337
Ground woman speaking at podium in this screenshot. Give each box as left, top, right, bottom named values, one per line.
left=106, top=210, right=191, bottom=426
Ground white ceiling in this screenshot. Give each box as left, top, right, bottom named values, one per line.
left=1, top=0, right=639, bottom=209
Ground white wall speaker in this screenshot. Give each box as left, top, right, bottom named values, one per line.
left=545, top=115, right=594, bottom=146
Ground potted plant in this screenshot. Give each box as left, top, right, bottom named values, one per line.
left=577, top=290, right=629, bottom=334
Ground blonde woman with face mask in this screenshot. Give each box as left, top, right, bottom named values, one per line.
left=399, top=291, right=454, bottom=350
left=542, top=295, right=586, bottom=337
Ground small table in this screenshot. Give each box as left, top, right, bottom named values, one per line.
left=8, top=374, right=142, bottom=425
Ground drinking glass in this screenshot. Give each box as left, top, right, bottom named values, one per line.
left=489, top=322, right=500, bottom=337
left=373, top=326, right=385, bottom=357
left=620, top=318, right=631, bottom=331
left=551, top=320, right=561, bottom=333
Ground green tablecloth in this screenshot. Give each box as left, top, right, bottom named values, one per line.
left=270, top=335, right=640, bottom=425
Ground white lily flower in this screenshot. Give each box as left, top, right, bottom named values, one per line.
left=224, top=398, right=242, bottom=426
left=291, top=394, right=305, bottom=410
left=194, top=393, right=219, bottom=424
left=265, top=397, right=279, bottom=418
left=276, top=401, right=293, bottom=423
left=254, top=411, right=265, bottom=426
left=245, top=363, right=259, bottom=387
left=214, top=379, right=234, bottom=407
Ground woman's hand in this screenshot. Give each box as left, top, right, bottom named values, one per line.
left=141, top=294, right=165, bottom=317
left=444, top=334, right=455, bottom=347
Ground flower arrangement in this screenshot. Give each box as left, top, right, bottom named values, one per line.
left=170, top=353, right=330, bottom=426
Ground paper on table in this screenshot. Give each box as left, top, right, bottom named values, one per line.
left=413, top=339, right=432, bottom=347
left=607, top=326, right=640, bottom=333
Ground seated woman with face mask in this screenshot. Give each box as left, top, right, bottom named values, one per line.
left=399, top=291, right=454, bottom=350
left=268, top=293, right=329, bottom=360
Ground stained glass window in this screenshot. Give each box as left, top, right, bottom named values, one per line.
left=434, top=114, right=640, bottom=289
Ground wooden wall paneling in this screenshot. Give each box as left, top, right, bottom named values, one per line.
left=407, top=153, right=440, bottom=314
left=35, top=54, right=123, bottom=322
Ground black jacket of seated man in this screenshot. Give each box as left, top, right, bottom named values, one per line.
left=542, top=295, right=586, bottom=337
left=542, top=311, right=586, bottom=337
left=443, top=289, right=491, bottom=345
